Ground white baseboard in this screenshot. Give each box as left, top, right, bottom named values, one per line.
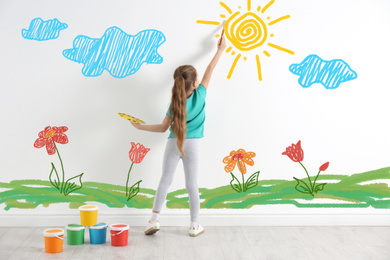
left=2, top=213, right=390, bottom=227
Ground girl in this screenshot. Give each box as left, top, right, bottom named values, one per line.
left=131, top=35, right=226, bottom=237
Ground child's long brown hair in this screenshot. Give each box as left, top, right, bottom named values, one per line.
left=169, top=65, right=197, bottom=156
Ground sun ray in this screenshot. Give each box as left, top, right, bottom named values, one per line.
left=261, top=0, right=275, bottom=14
left=196, top=20, right=220, bottom=25
left=219, top=2, right=233, bottom=14
left=231, top=51, right=236, bottom=55
left=263, top=50, right=270, bottom=57
left=227, top=54, right=241, bottom=79
left=257, top=6, right=261, bottom=12
left=247, top=0, right=251, bottom=11
left=268, top=43, right=295, bottom=55
left=269, top=15, right=291, bottom=26
left=220, top=14, right=226, bottom=18
left=226, top=46, right=232, bottom=53
left=256, top=55, right=262, bottom=81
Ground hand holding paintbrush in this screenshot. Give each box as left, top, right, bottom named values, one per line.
left=218, top=21, right=226, bottom=49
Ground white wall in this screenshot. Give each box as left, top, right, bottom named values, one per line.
left=1, top=0, right=390, bottom=225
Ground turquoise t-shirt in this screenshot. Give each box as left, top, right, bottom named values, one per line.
left=166, top=84, right=206, bottom=139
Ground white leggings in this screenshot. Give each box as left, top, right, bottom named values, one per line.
left=152, top=138, right=201, bottom=222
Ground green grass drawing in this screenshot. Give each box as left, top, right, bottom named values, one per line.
left=1, top=167, right=389, bottom=211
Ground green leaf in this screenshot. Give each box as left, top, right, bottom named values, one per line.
left=49, top=163, right=60, bottom=190
left=63, top=173, right=84, bottom=196
left=314, top=183, right=327, bottom=193
left=230, top=172, right=242, bottom=193
left=244, top=171, right=260, bottom=191
left=293, top=177, right=313, bottom=195
left=127, top=180, right=142, bottom=201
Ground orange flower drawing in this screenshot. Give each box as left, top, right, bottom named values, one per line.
left=223, top=149, right=256, bottom=174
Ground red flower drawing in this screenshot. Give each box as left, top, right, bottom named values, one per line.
left=319, top=162, right=329, bottom=172
left=129, top=142, right=150, bottom=164
left=34, top=126, right=69, bottom=155
left=34, top=125, right=83, bottom=196
left=282, top=140, right=304, bottom=162
left=282, top=140, right=329, bottom=196
left=126, top=142, right=150, bottom=201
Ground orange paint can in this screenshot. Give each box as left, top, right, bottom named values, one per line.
left=43, top=228, right=64, bottom=253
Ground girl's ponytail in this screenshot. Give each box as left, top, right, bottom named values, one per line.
left=171, top=74, right=187, bottom=155
left=170, top=65, right=197, bottom=156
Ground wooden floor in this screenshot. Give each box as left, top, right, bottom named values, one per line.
left=0, top=226, right=389, bottom=260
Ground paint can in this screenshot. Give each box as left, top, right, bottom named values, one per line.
left=110, top=224, right=129, bottom=246
left=79, top=205, right=98, bottom=226
left=89, top=223, right=108, bottom=244
left=66, top=224, right=85, bottom=245
left=43, top=228, right=64, bottom=253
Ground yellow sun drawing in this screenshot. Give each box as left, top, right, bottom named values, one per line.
left=197, top=0, right=294, bottom=81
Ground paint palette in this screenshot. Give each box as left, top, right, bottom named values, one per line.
left=118, top=113, right=146, bottom=124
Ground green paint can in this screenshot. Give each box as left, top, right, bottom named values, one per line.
left=66, top=224, right=85, bottom=245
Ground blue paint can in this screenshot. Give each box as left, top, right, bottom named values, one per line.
left=89, top=223, right=108, bottom=244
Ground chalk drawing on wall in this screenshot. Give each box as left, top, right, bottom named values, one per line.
left=282, top=140, right=328, bottom=196
left=63, top=27, right=166, bottom=78
left=289, top=54, right=358, bottom=89
left=0, top=130, right=388, bottom=210
left=22, top=18, right=68, bottom=41
left=33, top=126, right=84, bottom=196
left=126, top=142, right=150, bottom=201
left=197, top=0, right=294, bottom=81
left=1, top=166, right=390, bottom=210
left=222, top=148, right=260, bottom=192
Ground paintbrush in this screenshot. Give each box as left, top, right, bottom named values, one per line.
left=219, top=20, right=226, bottom=46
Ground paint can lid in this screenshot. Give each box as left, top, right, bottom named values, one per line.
left=67, top=224, right=85, bottom=231
left=78, top=205, right=98, bottom=211
left=90, top=223, right=108, bottom=229
left=43, top=228, right=64, bottom=237
left=110, top=224, right=129, bottom=231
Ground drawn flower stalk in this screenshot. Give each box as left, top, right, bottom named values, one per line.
left=282, top=140, right=329, bottom=196
left=223, top=149, right=260, bottom=193
left=126, top=142, right=150, bottom=201
left=34, top=126, right=84, bottom=196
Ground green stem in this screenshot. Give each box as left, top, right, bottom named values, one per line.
left=126, top=162, right=135, bottom=198
left=299, top=161, right=313, bottom=194
left=53, top=142, right=65, bottom=193
left=312, top=170, right=322, bottom=190
left=238, top=160, right=246, bottom=192
left=242, top=173, right=246, bottom=192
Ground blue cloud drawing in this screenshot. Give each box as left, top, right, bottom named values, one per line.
left=289, top=54, right=357, bottom=89
left=62, top=27, right=166, bottom=78
left=22, top=18, right=68, bottom=41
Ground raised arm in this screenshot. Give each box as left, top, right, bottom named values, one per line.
left=131, top=115, right=171, bottom=133
left=200, top=34, right=227, bottom=89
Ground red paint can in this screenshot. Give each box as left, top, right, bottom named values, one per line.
left=110, top=224, right=129, bottom=246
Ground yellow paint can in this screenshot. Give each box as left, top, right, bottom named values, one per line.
left=79, top=205, right=98, bottom=226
